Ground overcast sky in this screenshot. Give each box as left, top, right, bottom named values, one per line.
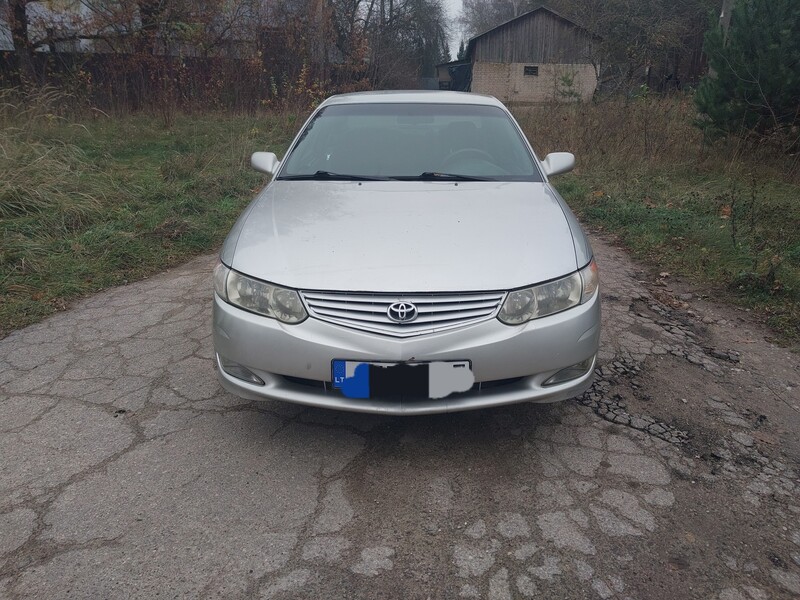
left=444, top=0, right=464, bottom=60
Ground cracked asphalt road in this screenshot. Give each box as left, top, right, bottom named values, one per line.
left=1, top=236, right=799, bottom=600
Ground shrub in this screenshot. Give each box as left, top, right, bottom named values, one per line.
left=695, top=0, right=800, bottom=151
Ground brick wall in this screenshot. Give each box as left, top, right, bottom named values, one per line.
left=471, top=62, right=597, bottom=103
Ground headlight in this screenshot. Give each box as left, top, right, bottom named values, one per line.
left=580, top=258, right=599, bottom=304
left=498, top=259, right=598, bottom=325
left=213, top=260, right=229, bottom=298
left=213, top=261, right=307, bottom=324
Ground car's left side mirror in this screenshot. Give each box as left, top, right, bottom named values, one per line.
left=251, top=152, right=281, bottom=176
left=541, top=152, right=575, bottom=177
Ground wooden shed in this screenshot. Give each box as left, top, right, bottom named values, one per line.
left=437, top=6, right=599, bottom=103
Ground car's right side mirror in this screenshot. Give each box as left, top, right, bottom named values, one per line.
left=541, top=152, right=575, bottom=177
left=251, top=152, right=281, bottom=176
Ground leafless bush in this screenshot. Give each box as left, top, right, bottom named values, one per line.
left=514, top=95, right=799, bottom=183
left=515, top=95, right=702, bottom=168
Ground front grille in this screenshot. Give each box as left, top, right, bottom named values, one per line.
left=300, top=290, right=506, bottom=337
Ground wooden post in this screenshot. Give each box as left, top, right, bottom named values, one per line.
left=9, top=0, right=35, bottom=84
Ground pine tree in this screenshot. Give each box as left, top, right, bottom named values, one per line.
left=695, top=0, right=800, bottom=148
left=457, top=39, right=467, bottom=61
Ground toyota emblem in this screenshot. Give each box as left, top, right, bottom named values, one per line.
left=387, top=301, right=418, bottom=323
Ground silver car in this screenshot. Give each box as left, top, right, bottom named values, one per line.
left=212, top=91, right=600, bottom=414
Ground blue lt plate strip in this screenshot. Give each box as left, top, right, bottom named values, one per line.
left=332, top=360, right=370, bottom=399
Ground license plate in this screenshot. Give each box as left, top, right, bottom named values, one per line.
left=331, top=360, right=474, bottom=400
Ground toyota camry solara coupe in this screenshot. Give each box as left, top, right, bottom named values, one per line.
left=212, top=91, right=600, bottom=414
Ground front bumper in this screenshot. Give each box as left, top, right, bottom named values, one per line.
left=212, top=291, right=600, bottom=415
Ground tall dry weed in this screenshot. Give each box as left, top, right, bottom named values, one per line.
left=515, top=96, right=703, bottom=170
left=1, top=88, right=109, bottom=276
left=514, top=95, right=799, bottom=183
left=0, top=87, right=83, bottom=132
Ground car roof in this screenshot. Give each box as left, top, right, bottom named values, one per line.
left=318, top=90, right=504, bottom=108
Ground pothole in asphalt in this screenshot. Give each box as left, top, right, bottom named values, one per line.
left=577, top=353, right=690, bottom=446
left=580, top=345, right=799, bottom=519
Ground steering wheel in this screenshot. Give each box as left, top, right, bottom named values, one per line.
left=441, top=148, right=495, bottom=169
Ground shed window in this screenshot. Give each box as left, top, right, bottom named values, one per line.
left=524, top=65, right=539, bottom=76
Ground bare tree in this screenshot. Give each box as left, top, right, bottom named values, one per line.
left=3, top=0, right=452, bottom=108
left=459, top=0, right=717, bottom=90
left=460, top=0, right=520, bottom=39
left=5, top=0, right=35, bottom=82
left=362, top=0, right=449, bottom=86
left=551, top=0, right=717, bottom=85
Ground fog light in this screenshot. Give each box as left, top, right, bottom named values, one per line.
left=543, top=356, right=594, bottom=387
left=218, top=355, right=265, bottom=385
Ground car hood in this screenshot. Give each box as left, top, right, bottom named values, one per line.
left=227, top=181, right=578, bottom=292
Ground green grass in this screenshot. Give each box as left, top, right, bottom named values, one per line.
left=1, top=109, right=299, bottom=336
left=555, top=167, right=800, bottom=343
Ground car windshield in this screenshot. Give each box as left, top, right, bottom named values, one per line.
left=278, top=103, right=542, bottom=181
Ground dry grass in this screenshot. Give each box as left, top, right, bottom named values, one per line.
left=0, top=89, right=299, bottom=336
left=516, top=96, right=799, bottom=180
left=515, top=96, right=800, bottom=343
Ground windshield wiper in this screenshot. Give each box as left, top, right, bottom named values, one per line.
left=279, top=170, right=390, bottom=181
left=395, top=172, right=493, bottom=181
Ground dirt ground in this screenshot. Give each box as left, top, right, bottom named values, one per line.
left=0, top=234, right=798, bottom=599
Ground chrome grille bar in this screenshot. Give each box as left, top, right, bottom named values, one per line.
left=300, top=290, right=506, bottom=337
